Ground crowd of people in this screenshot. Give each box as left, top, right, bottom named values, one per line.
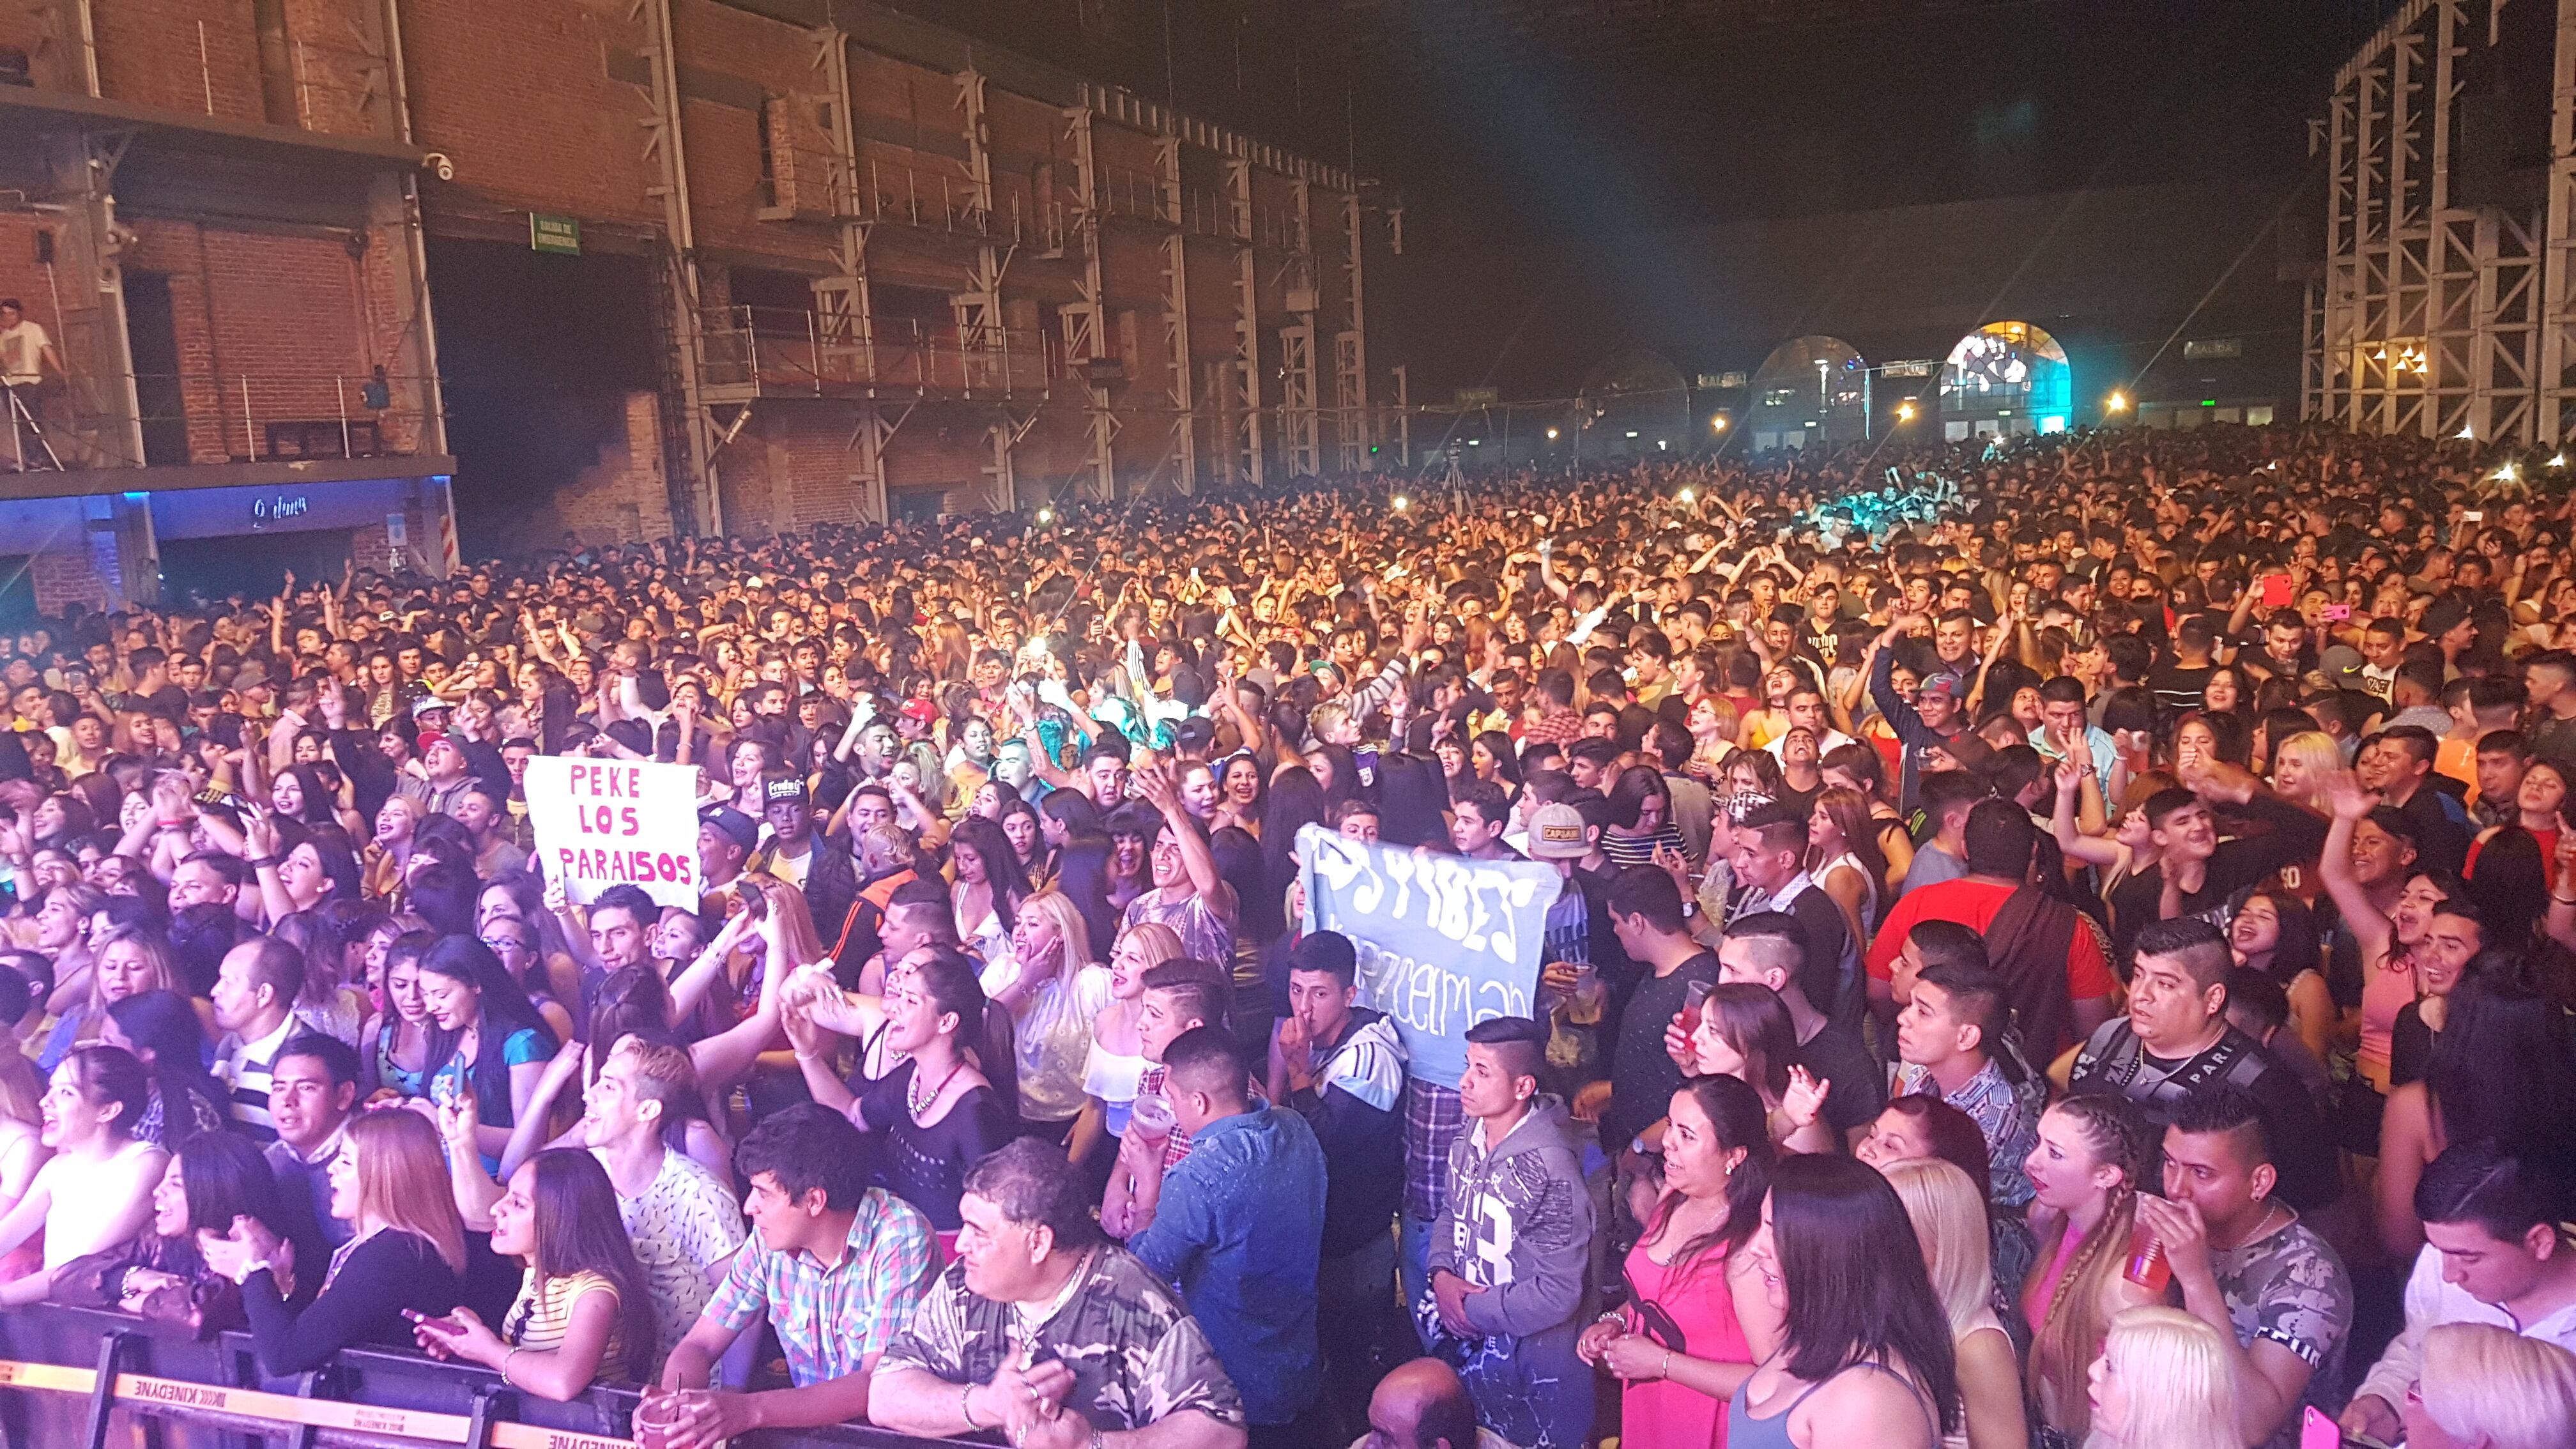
left=0, top=420, right=2572, bottom=1449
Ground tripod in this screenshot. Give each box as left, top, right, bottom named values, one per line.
left=1, top=376, right=64, bottom=473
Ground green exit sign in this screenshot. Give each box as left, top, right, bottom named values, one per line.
left=529, top=213, right=582, bottom=255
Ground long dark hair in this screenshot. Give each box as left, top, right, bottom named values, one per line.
left=1655, top=1073, right=1773, bottom=1267
left=419, top=935, right=558, bottom=1120
left=525, top=1149, right=656, bottom=1381
left=291, top=825, right=365, bottom=906
left=274, top=764, right=341, bottom=829
left=2425, top=974, right=2576, bottom=1167
left=1702, top=983, right=1797, bottom=1101
left=1768, top=1153, right=1962, bottom=1436
left=105, top=989, right=223, bottom=1138
left=1048, top=837, right=1121, bottom=966
left=176, top=1130, right=302, bottom=1239
left=949, top=816, right=1031, bottom=932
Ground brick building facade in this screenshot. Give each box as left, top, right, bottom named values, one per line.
left=0, top=0, right=1392, bottom=610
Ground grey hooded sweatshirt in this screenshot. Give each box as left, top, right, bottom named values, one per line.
left=1424, top=1092, right=1595, bottom=1449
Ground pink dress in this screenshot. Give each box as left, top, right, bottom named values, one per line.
left=1620, top=1236, right=1752, bottom=1448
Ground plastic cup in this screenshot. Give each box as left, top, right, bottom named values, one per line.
left=631, top=1394, right=687, bottom=1449
left=2123, top=1216, right=2172, bottom=1292
left=1130, top=1092, right=1176, bottom=1144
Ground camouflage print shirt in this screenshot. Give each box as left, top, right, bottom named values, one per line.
left=2207, top=1209, right=2354, bottom=1449
left=879, top=1245, right=1246, bottom=1432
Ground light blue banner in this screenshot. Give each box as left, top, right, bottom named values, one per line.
left=1296, top=825, right=1555, bottom=1089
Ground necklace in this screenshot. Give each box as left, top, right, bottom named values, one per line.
left=908, top=1057, right=966, bottom=1119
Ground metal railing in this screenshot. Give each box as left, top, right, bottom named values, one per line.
left=696, top=305, right=1052, bottom=401
left=7, top=371, right=437, bottom=473
left=0, top=1300, right=948, bottom=1448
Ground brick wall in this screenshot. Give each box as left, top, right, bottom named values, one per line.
left=27, top=532, right=123, bottom=615
left=548, top=391, right=675, bottom=544
left=124, top=218, right=398, bottom=465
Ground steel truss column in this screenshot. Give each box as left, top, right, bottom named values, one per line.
left=1158, top=134, right=1195, bottom=494
left=1225, top=158, right=1262, bottom=487
left=983, top=410, right=1037, bottom=514
left=810, top=27, right=882, bottom=518
left=1335, top=187, right=1370, bottom=471
left=1063, top=107, right=1117, bottom=500
left=2542, top=0, right=2576, bottom=439
left=634, top=0, right=717, bottom=533
left=1277, top=178, right=1320, bottom=479
left=2472, top=208, right=2543, bottom=443
left=2323, top=80, right=2357, bottom=426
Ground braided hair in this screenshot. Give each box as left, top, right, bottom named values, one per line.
left=2027, top=1092, right=2155, bottom=1443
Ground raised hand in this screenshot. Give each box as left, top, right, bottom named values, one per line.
left=1781, top=1064, right=1832, bottom=1130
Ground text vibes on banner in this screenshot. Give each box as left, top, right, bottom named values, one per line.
left=1295, top=824, right=1554, bottom=1089
left=524, top=756, right=701, bottom=910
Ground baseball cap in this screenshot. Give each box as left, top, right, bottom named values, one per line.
left=762, top=774, right=810, bottom=808
left=412, top=695, right=451, bottom=718
left=1527, top=802, right=1592, bottom=859
left=1917, top=671, right=1966, bottom=702
left=700, top=806, right=759, bottom=852
left=2317, top=643, right=2368, bottom=688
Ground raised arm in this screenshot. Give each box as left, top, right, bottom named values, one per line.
left=2317, top=772, right=2395, bottom=968
left=1133, top=763, right=1222, bottom=898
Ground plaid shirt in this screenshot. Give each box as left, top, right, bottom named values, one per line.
left=706, top=1186, right=936, bottom=1386
left=1137, top=1064, right=1196, bottom=1168
left=1519, top=707, right=1584, bottom=747
left=1402, top=1078, right=1466, bottom=1221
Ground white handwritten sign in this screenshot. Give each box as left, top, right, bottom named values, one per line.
left=1296, top=825, right=1554, bottom=1089
left=523, top=756, right=702, bottom=910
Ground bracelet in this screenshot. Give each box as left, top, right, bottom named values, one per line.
left=500, top=1347, right=521, bottom=1385
left=1661, top=1348, right=1674, bottom=1380
left=248, top=855, right=280, bottom=871
left=2554, top=894, right=2576, bottom=907
left=959, top=1383, right=980, bottom=1430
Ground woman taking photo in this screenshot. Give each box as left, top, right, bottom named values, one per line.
left=417, top=936, right=560, bottom=1169
left=2020, top=1093, right=2161, bottom=1447
left=0, top=1045, right=165, bottom=1305
left=203, top=1110, right=466, bottom=1375
left=415, top=1148, right=652, bottom=1397
left=1883, top=1156, right=2026, bottom=1449
left=2080, top=1308, right=2241, bottom=1449
left=1578, top=1075, right=1772, bottom=1446
left=1729, top=1153, right=1959, bottom=1448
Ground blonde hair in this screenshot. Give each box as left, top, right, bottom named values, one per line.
left=1016, top=891, right=1096, bottom=976
left=1883, top=1156, right=1993, bottom=1338
left=2269, top=731, right=2342, bottom=810
left=2083, top=1307, right=2239, bottom=1449
left=2418, top=1322, right=2576, bottom=1449
left=344, top=1110, right=468, bottom=1273
left=1114, top=921, right=1184, bottom=974
left=2029, top=1095, right=2154, bottom=1443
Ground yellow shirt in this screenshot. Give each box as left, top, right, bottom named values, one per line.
left=503, top=1269, right=631, bottom=1384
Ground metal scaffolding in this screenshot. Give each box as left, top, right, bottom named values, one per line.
left=2310, top=0, right=2556, bottom=444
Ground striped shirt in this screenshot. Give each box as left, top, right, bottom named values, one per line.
left=503, top=1269, right=632, bottom=1384
left=214, top=1016, right=298, bottom=1143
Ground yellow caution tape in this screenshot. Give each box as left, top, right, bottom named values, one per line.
left=0, top=1356, right=636, bottom=1448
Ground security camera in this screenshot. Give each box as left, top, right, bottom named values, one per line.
left=422, top=153, right=455, bottom=182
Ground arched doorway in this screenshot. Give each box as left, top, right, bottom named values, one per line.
left=1747, top=335, right=1869, bottom=450
left=1938, top=321, right=2071, bottom=439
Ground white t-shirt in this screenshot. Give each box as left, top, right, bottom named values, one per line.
left=0, top=320, right=49, bottom=387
